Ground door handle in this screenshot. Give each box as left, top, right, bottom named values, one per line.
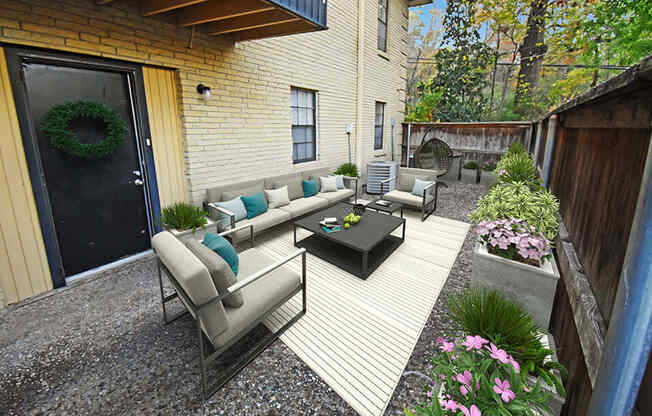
left=134, top=179, right=144, bottom=186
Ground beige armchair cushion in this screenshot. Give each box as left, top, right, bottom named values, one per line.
left=152, top=232, right=229, bottom=340
left=185, top=239, right=244, bottom=308
left=212, top=248, right=301, bottom=348
left=384, top=190, right=432, bottom=208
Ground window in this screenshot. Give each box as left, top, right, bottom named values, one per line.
left=374, top=102, right=385, bottom=150
left=378, top=0, right=388, bottom=52
left=291, top=87, right=316, bottom=163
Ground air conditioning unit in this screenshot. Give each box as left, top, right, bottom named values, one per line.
left=366, top=161, right=399, bottom=194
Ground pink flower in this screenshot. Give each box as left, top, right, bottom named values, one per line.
left=493, top=378, right=516, bottom=403
left=441, top=399, right=459, bottom=411
left=460, top=384, right=469, bottom=396
left=486, top=343, right=510, bottom=364
left=459, top=404, right=482, bottom=416
left=426, top=390, right=433, bottom=398
left=439, top=373, right=446, bottom=380
left=456, top=370, right=473, bottom=386
left=438, top=340, right=454, bottom=353
left=508, top=355, right=521, bottom=373
left=523, top=385, right=531, bottom=392
left=462, top=335, right=488, bottom=350
left=435, top=337, right=445, bottom=345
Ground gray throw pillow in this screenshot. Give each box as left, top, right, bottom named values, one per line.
left=320, top=176, right=338, bottom=192
left=274, top=176, right=304, bottom=201
left=264, top=186, right=290, bottom=208
left=412, top=178, right=434, bottom=197
left=212, top=197, right=247, bottom=231
left=185, top=239, right=244, bottom=308
left=334, top=175, right=345, bottom=189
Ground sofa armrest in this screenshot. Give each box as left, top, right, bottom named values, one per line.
left=197, top=248, right=307, bottom=311
left=207, top=203, right=236, bottom=230
left=422, top=181, right=447, bottom=204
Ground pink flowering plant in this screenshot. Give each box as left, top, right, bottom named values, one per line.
left=404, top=335, right=552, bottom=416
left=475, top=218, right=552, bottom=266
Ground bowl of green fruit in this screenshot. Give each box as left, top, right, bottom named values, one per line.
left=343, top=212, right=361, bottom=229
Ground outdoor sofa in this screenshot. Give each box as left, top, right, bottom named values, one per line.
left=380, top=167, right=447, bottom=221
left=203, top=167, right=357, bottom=243
left=152, top=224, right=307, bottom=404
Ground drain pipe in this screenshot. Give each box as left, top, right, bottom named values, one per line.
left=542, top=115, right=558, bottom=188
left=588, top=137, right=652, bottom=415
left=406, top=123, right=412, bottom=167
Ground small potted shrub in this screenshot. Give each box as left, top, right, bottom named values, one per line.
left=334, top=162, right=360, bottom=190
left=494, top=151, right=542, bottom=191
left=158, top=202, right=211, bottom=242
left=469, top=183, right=561, bottom=328
left=480, top=161, right=497, bottom=185
left=404, top=335, right=556, bottom=416
left=461, top=161, right=480, bottom=184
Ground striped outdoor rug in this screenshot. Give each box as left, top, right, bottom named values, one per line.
left=260, top=212, right=469, bottom=416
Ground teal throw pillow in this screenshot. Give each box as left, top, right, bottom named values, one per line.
left=202, top=232, right=239, bottom=276
left=302, top=179, right=319, bottom=198
left=240, top=192, right=268, bottom=219
left=213, top=197, right=247, bottom=230
left=412, top=178, right=434, bottom=197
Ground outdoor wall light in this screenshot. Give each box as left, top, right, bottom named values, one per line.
left=197, top=84, right=211, bottom=101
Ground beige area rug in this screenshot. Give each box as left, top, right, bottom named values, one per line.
left=260, top=212, right=470, bottom=416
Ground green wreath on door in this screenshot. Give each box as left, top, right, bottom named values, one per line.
left=41, top=100, right=127, bottom=159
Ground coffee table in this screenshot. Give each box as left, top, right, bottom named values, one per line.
left=293, top=202, right=405, bottom=279
left=366, top=200, right=404, bottom=217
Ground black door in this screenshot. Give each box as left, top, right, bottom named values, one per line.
left=20, top=62, right=150, bottom=277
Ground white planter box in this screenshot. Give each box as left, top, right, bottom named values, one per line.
left=169, top=219, right=217, bottom=243
left=480, top=170, right=496, bottom=185
left=471, top=243, right=560, bottom=329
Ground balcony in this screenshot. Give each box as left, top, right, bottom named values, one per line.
left=140, top=0, right=328, bottom=42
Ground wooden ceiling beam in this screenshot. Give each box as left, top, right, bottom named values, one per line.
left=233, top=20, right=316, bottom=42
left=177, top=0, right=275, bottom=27
left=141, top=0, right=209, bottom=16
left=206, top=9, right=300, bottom=35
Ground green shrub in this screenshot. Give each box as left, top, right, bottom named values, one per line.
left=469, top=182, right=560, bottom=240
left=159, top=202, right=207, bottom=231
left=481, top=160, right=496, bottom=171
left=506, top=141, right=527, bottom=156
left=495, top=152, right=542, bottom=190
left=334, top=163, right=359, bottom=178
left=463, top=160, right=480, bottom=170
left=447, top=287, right=567, bottom=397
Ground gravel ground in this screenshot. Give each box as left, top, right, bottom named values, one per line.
left=0, top=181, right=488, bottom=416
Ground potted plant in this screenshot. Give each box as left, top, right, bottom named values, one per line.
left=404, top=334, right=556, bottom=416
left=469, top=183, right=561, bottom=328
left=494, top=151, right=542, bottom=191
left=334, top=162, right=360, bottom=190
left=480, top=161, right=497, bottom=185
left=158, top=202, right=212, bottom=242
left=461, top=161, right=480, bottom=184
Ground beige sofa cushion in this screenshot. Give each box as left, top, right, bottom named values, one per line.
left=206, top=179, right=263, bottom=203
left=271, top=175, right=304, bottom=201
left=185, top=239, right=244, bottom=308
left=222, top=182, right=264, bottom=202
left=213, top=248, right=301, bottom=348
left=317, top=188, right=354, bottom=203
left=279, top=196, right=328, bottom=218
left=384, top=189, right=432, bottom=208
left=152, top=232, right=229, bottom=341
left=232, top=208, right=292, bottom=242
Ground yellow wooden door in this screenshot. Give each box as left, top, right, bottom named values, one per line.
left=142, top=67, right=187, bottom=208
left=0, top=47, right=53, bottom=306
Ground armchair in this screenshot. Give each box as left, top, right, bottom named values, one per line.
left=380, top=167, right=448, bottom=221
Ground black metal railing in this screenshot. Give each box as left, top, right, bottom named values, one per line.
left=271, top=0, right=328, bottom=29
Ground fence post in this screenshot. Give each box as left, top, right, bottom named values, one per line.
left=533, top=120, right=543, bottom=161
left=588, top=133, right=652, bottom=415
left=543, top=115, right=558, bottom=188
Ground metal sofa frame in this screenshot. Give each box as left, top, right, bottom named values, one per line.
left=154, top=224, right=307, bottom=405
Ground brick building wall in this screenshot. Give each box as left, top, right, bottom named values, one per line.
left=0, top=0, right=408, bottom=204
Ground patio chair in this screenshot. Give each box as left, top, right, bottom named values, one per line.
left=152, top=224, right=306, bottom=405
left=413, top=137, right=461, bottom=178
left=380, top=167, right=448, bottom=221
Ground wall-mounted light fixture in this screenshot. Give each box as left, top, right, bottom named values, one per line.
left=196, top=83, right=211, bottom=102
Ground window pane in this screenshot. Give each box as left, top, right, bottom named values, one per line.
left=293, top=144, right=299, bottom=161
left=378, top=23, right=387, bottom=51
left=305, top=126, right=313, bottom=141
left=291, top=88, right=298, bottom=106
left=306, top=143, right=314, bottom=159
left=297, top=143, right=306, bottom=161
left=292, top=107, right=298, bottom=125
left=292, top=126, right=306, bottom=143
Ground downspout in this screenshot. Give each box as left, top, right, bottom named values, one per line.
left=354, top=0, right=365, bottom=171
left=588, top=136, right=652, bottom=415
left=406, top=123, right=412, bottom=167
left=542, top=114, right=558, bottom=188
left=532, top=120, right=543, bottom=161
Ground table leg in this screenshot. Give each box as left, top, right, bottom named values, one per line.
left=362, top=251, right=368, bottom=276
left=402, top=220, right=406, bottom=241
left=293, top=223, right=297, bottom=246
left=400, top=207, right=403, bottom=218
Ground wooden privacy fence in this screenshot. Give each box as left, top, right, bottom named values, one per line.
left=400, top=121, right=534, bottom=167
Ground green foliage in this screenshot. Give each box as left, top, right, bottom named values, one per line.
left=447, top=288, right=567, bottom=398
left=469, top=182, right=560, bottom=240
left=506, top=141, right=527, bottom=156
left=334, top=163, right=359, bottom=178
left=406, top=88, right=444, bottom=122
left=41, top=101, right=126, bottom=159
left=159, top=203, right=207, bottom=231
left=463, top=161, right=480, bottom=170
left=495, top=152, right=542, bottom=191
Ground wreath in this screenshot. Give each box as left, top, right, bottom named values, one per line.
left=41, top=101, right=127, bottom=159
